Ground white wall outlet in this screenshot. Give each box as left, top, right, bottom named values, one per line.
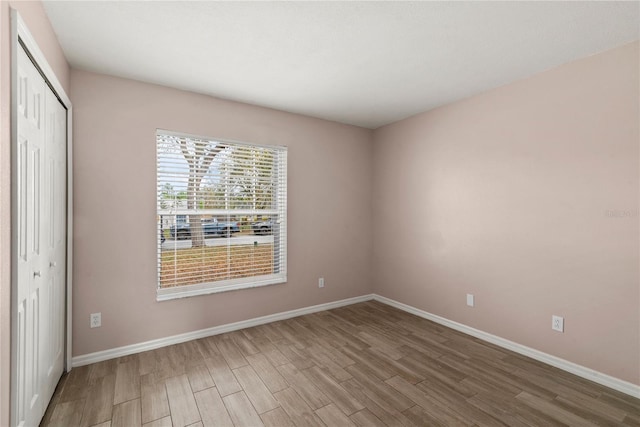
left=318, top=277, right=325, bottom=288
left=90, top=312, right=102, bottom=328
left=466, top=294, right=474, bottom=307
left=552, top=315, right=564, bottom=332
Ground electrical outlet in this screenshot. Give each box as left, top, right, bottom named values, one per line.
left=318, top=277, right=325, bottom=288
left=90, top=313, right=102, bottom=328
left=552, top=315, right=564, bottom=332
left=466, top=294, right=474, bottom=307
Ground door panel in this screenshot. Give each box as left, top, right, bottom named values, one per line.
left=16, top=300, right=26, bottom=425
left=43, top=77, right=66, bottom=401
left=17, top=138, right=27, bottom=261
left=16, top=45, right=45, bottom=427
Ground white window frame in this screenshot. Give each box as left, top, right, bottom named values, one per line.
left=156, top=129, right=287, bottom=301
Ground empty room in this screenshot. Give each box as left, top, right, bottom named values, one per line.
left=0, top=1, right=638, bottom=426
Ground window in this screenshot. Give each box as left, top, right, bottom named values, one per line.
left=156, top=130, right=287, bottom=300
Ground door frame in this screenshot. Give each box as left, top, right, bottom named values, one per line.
left=9, top=10, right=73, bottom=427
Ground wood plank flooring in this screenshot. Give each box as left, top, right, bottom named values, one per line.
left=41, top=301, right=640, bottom=427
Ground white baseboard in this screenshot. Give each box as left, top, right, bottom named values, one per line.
left=372, top=294, right=640, bottom=399
left=71, top=294, right=374, bottom=367
left=72, top=292, right=639, bottom=399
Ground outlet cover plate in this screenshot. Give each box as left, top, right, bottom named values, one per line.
left=318, top=277, right=325, bottom=288
left=466, top=294, right=474, bottom=307
left=552, top=315, right=564, bottom=332
left=90, top=312, right=102, bottom=328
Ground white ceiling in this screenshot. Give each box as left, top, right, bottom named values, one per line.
left=43, top=1, right=639, bottom=129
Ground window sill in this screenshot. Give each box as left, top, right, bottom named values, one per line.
left=156, top=274, right=287, bottom=301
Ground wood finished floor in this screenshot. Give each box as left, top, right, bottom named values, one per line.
left=41, top=301, right=639, bottom=427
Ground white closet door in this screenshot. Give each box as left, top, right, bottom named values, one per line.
left=16, top=44, right=66, bottom=427
left=43, top=67, right=67, bottom=405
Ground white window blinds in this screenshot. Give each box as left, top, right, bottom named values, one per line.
left=156, top=130, right=287, bottom=300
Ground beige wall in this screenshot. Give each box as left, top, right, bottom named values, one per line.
left=0, top=1, right=70, bottom=425
left=69, top=69, right=373, bottom=356
left=372, top=42, right=640, bottom=385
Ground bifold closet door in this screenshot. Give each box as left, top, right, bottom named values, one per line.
left=15, top=44, right=66, bottom=427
